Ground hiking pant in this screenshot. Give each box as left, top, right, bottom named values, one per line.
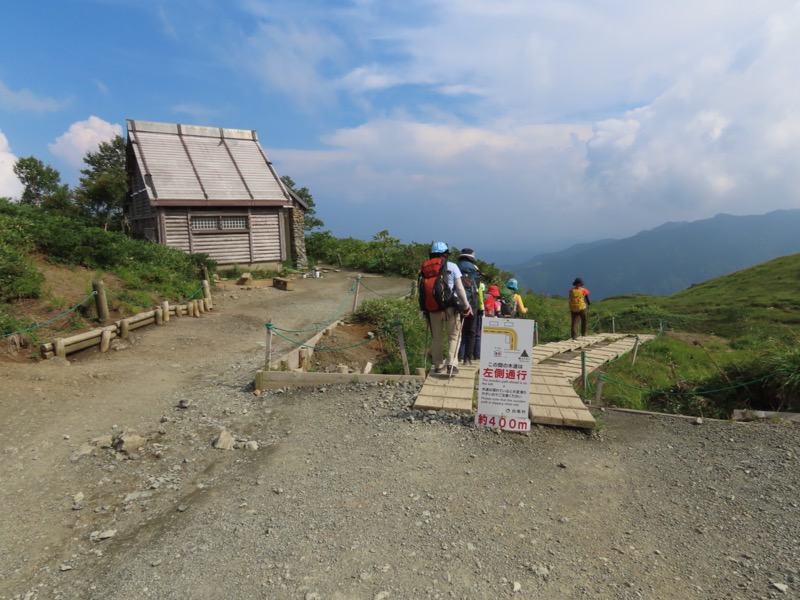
left=571, top=309, right=588, bottom=339
left=457, top=312, right=477, bottom=361
left=429, top=308, right=460, bottom=368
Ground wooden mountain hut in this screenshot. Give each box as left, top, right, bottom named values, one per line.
left=125, top=119, right=308, bottom=268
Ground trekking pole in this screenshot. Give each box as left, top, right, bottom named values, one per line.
left=450, top=313, right=465, bottom=380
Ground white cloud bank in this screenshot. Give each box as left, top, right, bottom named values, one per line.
left=48, top=116, right=123, bottom=170
left=0, top=130, right=23, bottom=199
left=252, top=1, right=800, bottom=254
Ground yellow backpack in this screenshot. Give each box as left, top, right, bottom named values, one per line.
left=569, top=287, right=587, bottom=312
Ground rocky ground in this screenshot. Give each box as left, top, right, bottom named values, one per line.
left=0, top=269, right=798, bottom=600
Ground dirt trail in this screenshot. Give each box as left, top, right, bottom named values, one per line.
left=1, top=270, right=798, bottom=600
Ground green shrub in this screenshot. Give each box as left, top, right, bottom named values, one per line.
left=0, top=241, right=43, bottom=301
left=353, top=298, right=430, bottom=374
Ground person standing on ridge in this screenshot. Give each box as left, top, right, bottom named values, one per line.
left=568, top=277, right=591, bottom=340
left=419, top=242, right=471, bottom=376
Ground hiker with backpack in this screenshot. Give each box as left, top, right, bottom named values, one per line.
left=568, top=277, right=591, bottom=339
left=499, top=278, right=528, bottom=318
left=456, top=248, right=481, bottom=366
left=418, top=242, right=472, bottom=376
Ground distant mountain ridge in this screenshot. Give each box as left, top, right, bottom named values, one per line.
left=505, top=210, right=800, bottom=300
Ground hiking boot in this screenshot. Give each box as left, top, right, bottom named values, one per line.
left=433, top=366, right=443, bottom=373
left=465, top=358, right=473, bottom=366
left=447, top=365, right=459, bottom=376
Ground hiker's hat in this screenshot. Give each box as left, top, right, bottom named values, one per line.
left=431, top=241, right=449, bottom=254
left=573, top=277, right=583, bottom=286
left=506, top=278, right=518, bottom=290
left=487, top=285, right=500, bottom=297
left=458, top=247, right=476, bottom=263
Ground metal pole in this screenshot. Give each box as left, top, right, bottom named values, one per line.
left=580, top=351, right=587, bottom=397
left=352, top=276, right=361, bottom=312
left=612, top=317, right=615, bottom=334
left=266, top=319, right=273, bottom=371
left=631, top=335, right=640, bottom=365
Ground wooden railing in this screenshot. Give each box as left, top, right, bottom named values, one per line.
left=39, top=280, right=214, bottom=360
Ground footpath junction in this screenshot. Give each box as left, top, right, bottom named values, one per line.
left=413, top=333, right=655, bottom=430
left=258, top=322, right=654, bottom=430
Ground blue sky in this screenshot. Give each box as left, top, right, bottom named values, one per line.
left=2, top=0, right=800, bottom=262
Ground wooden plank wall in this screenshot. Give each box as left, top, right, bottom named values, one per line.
left=162, top=209, right=282, bottom=264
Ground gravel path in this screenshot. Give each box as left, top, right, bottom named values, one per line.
left=1, top=271, right=798, bottom=600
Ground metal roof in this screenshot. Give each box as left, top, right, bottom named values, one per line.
left=127, top=120, right=305, bottom=208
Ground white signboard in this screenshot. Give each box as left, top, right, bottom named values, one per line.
left=475, top=318, right=534, bottom=432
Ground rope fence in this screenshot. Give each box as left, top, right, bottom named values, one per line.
left=0, top=291, right=97, bottom=339
left=262, top=275, right=417, bottom=373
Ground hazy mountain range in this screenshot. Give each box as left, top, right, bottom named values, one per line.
left=504, top=210, right=800, bottom=300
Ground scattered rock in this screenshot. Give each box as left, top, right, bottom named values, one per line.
left=69, top=444, right=95, bottom=462
left=212, top=429, right=235, bottom=450
left=113, top=433, right=147, bottom=454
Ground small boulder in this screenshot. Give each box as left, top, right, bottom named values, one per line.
left=212, top=429, right=236, bottom=450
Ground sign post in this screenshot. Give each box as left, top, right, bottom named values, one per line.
left=475, top=317, right=534, bottom=433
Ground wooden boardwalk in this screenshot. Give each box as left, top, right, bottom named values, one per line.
left=413, top=333, right=655, bottom=429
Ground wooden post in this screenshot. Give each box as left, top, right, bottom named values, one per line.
left=612, top=317, right=616, bottom=334
left=100, top=329, right=112, bottom=352
left=352, top=276, right=361, bottom=312
left=54, top=338, right=66, bottom=359
left=155, top=307, right=163, bottom=325
left=120, top=318, right=130, bottom=339
left=162, top=301, right=170, bottom=322
left=594, top=370, right=606, bottom=406
left=396, top=321, right=411, bottom=376
left=173, top=304, right=182, bottom=318
left=265, top=319, right=273, bottom=371
left=92, top=280, right=110, bottom=324
left=202, top=280, right=213, bottom=310
left=299, top=347, right=309, bottom=371
left=201, top=265, right=209, bottom=283
left=631, top=336, right=640, bottom=365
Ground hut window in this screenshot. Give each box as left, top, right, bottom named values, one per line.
left=221, top=215, right=248, bottom=230
left=192, top=215, right=249, bottom=232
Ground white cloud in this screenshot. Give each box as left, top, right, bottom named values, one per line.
left=0, top=80, right=67, bottom=112
left=48, top=116, right=123, bottom=170
left=0, top=130, right=23, bottom=199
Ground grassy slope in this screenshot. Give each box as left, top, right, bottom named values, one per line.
left=576, top=253, right=800, bottom=416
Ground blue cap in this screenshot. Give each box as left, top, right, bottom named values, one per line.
left=506, top=278, right=518, bottom=290
left=431, top=241, right=449, bottom=253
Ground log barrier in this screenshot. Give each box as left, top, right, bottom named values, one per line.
left=39, top=285, right=212, bottom=360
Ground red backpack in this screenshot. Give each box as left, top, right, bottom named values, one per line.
left=418, top=257, right=454, bottom=313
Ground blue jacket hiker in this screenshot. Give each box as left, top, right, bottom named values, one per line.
left=456, top=248, right=480, bottom=365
